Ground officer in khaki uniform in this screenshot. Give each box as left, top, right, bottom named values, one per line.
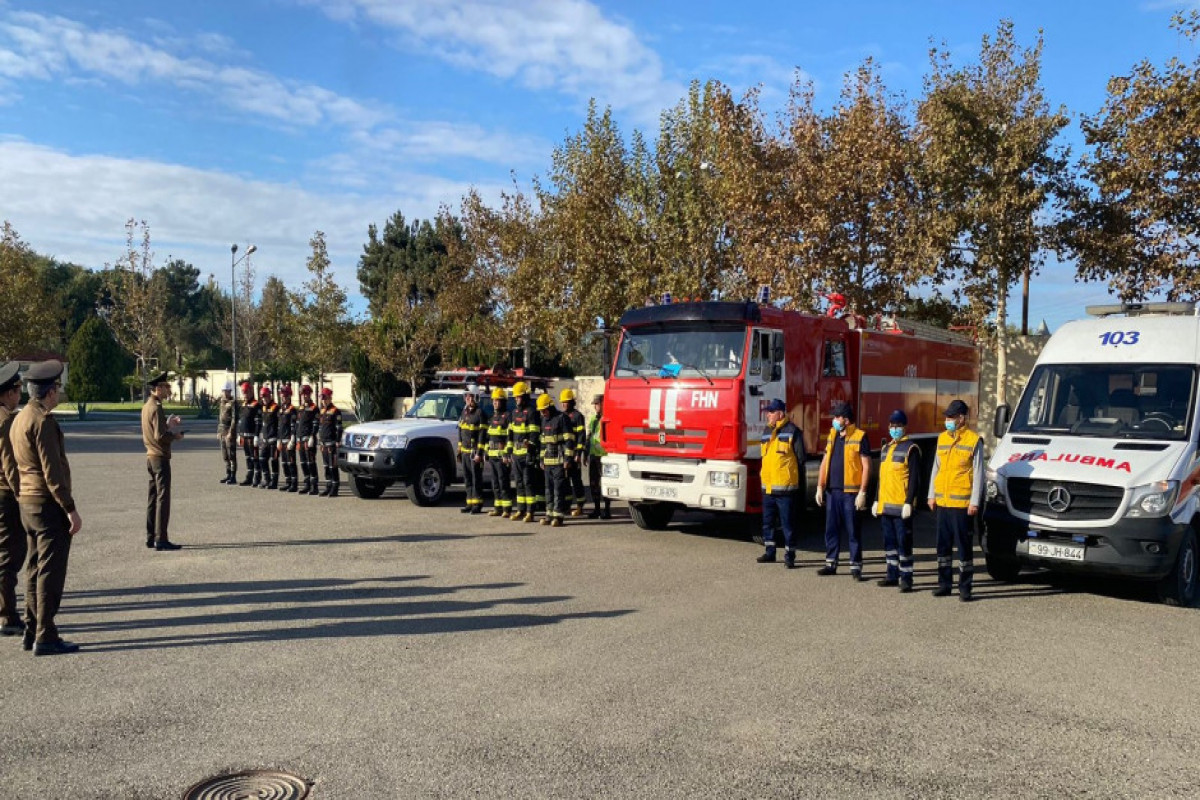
left=928, top=399, right=984, bottom=601
left=142, top=372, right=184, bottom=551
left=11, top=360, right=83, bottom=655
left=0, top=362, right=27, bottom=636
left=217, top=381, right=237, bottom=484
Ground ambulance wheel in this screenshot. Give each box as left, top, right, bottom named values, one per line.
left=983, top=527, right=1021, bottom=583
left=630, top=501, right=675, bottom=531
left=1157, top=529, right=1197, bottom=607
left=350, top=476, right=388, bottom=499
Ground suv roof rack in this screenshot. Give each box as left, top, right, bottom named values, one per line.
left=1085, top=302, right=1197, bottom=318
left=432, top=368, right=552, bottom=392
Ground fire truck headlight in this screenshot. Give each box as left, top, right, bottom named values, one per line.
left=601, top=462, right=620, bottom=479
left=708, top=471, right=740, bottom=489
left=1127, top=481, right=1178, bottom=518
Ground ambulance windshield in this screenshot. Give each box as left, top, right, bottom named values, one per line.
left=1011, top=363, right=1196, bottom=440
left=615, top=324, right=746, bottom=379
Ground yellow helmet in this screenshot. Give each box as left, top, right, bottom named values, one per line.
left=559, top=388, right=576, bottom=403
left=536, top=393, right=553, bottom=410
left=511, top=381, right=530, bottom=397
left=490, top=387, right=505, bottom=401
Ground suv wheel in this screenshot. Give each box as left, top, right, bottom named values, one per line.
left=406, top=456, right=448, bottom=506
left=350, top=476, right=389, bottom=500
left=1158, top=529, right=1197, bottom=606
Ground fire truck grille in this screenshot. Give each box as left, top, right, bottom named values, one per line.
left=634, top=472, right=694, bottom=484
left=1006, top=478, right=1124, bottom=521
left=623, top=427, right=706, bottom=453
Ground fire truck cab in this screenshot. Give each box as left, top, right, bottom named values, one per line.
left=599, top=300, right=978, bottom=530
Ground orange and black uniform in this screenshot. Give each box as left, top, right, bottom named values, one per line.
left=259, top=399, right=281, bottom=489
left=236, top=397, right=261, bottom=486
left=295, top=399, right=319, bottom=494
left=318, top=402, right=343, bottom=496
left=278, top=400, right=298, bottom=492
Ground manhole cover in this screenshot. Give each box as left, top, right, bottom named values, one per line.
left=182, top=769, right=311, bottom=799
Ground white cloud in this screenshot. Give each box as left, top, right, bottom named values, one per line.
left=0, top=140, right=508, bottom=303
left=299, top=0, right=685, bottom=126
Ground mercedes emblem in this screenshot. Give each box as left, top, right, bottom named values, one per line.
left=1047, top=485, right=1072, bottom=513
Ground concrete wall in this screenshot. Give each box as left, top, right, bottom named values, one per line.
left=182, top=370, right=355, bottom=411
left=978, top=335, right=1050, bottom=439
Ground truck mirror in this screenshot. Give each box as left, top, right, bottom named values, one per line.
left=994, top=404, right=1011, bottom=438
left=771, top=364, right=782, bottom=382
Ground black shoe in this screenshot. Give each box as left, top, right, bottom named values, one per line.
left=218, top=476, right=230, bottom=484
left=932, top=585, right=952, bottom=597
left=288, top=481, right=298, bottom=493
left=469, top=507, right=482, bottom=515
left=33, top=638, right=79, bottom=656
left=0, top=621, right=25, bottom=636
left=877, top=578, right=899, bottom=588
left=756, top=553, right=776, bottom=564
left=239, top=476, right=253, bottom=486
left=146, top=536, right=155, bottom=549
left=319, top=483, right=331, bottom=497
left=899, top=581, right=913, bottom=593
left=155, top=540, right=182, bottom=551
left=22, top=629, right=34, bottom=651
left=328, top=483, right=339, bottom=498
left=587, top=509, right=601, bottom=519
left=851, top=571, right=865, bottom=582
left=959, top=591, right=974, bottom=603
left=816, top=566, right=837, bottom=576
left=460, top=506, right=474, bottom=514
left=600, top=510, right=612, bottom=520
left=784, top=554, right=797, bottom=570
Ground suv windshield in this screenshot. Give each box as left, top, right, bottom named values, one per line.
left=1011, top=363, right=1196, bottom=440
left=615, top=324, right=746, bottom=378
left=404, top=393, right=493, bottom=420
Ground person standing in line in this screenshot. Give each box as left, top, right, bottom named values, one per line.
left=756, top=398, right=805, bottom=568
left=928, top=399, right=984, bottom=602
left=217, top=381, right=238, bottom=485
left=11, top=360, right=83, bottom=655
left=236, top=382, right=261, bottom=486
left=485, top=388, right=513, bottom=516
left=142, top=372, right=184, bottom=551
left=457, top=389, right=486, bottom=514
left=538, top=393, right=574, bottom=528
left=872, top=410, right=921, bottom=592
left=584, top=393, right=612, bottom=520
left=258, top=386, right=280, bottom=490
left=815, top=401, right=871, bottom=580
left=295, top=385, right=319, bottom=495
left=507, top=382, right=539, bottom=522
left=317, top=387, right=342, bottom=497
left=0, top=362, right=27, bottom=636
left=560, top=389, right=587, bottom=516
left=277, top=386, right=298, bottom=492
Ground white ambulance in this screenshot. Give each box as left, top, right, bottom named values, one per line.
left=985, top=302, right=1199, bottom=605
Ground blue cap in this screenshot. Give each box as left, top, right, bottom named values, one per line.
left=888, top=410, right=907, bottom=425
left=765, top=398, right=786, bottom=413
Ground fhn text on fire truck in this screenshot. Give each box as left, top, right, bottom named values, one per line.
left=598, top=295, right=980, bottom=531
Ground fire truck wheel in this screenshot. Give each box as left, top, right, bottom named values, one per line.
left=629, top=501, right=675, bottom=531
left=1157, top=529, right=1197, bottom=607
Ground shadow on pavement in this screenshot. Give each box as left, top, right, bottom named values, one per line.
left=65, top=575, right=427, bottom=599
left=181, top=532, right=476, bottom=549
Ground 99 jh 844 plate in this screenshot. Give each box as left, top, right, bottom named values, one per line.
left=1027, top=539, right=1085, bottom=561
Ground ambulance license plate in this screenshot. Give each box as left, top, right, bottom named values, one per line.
left=1027, top=540, right=1084, bottom=561
left=646, top=485, right=677, bottom=499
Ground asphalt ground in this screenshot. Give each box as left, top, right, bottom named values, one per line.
left=0, top=420, right=1198, bottom=799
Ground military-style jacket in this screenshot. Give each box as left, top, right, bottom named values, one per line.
left=539, top=408, right=575, bottom=467
left=279, top=403, right=297, bottom=443
left=10, top=399, right=75, bottom=513
left=237, top=399, right=261, bottom=437
left=563, top=406, right=586, bottom=457
left=142, top=395, right=181, bottom=459
left=508, top=402, right=540, bottom=458
left=318, top=404, right=342, bottom=445
left=0, top=405, right=19, bottom=495
left=260, top=401, right=280, bottom=442
left=217, top=395, right=237, bottom=435
left=486, top=405, right=512, bottom=459
left=458, top=404, right=487, bottom=455
left=296, top=401, right=319, bottom=441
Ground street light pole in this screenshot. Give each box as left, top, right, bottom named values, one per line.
left=230, top=243, right=257, bottom=391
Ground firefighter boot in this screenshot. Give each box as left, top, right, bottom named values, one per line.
left=239, top=469, right=253, bottom=486
left=488, top=507, right=503, bottom=517
left=298, top=469, right=311, bottom=494
left=328, top=480, right=339, bottom=498
left=587, top=501, right=601, bottom=519
left=288, top=473, right=298, bottom=493
left=523, top=512, right=536, bottom=523
left=550, top=517, right=564, bottom=528
left=600, top=499, right=612, bottom=520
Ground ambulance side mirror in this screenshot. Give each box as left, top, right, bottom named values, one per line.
left=994, top=404, right=1011, bottom=438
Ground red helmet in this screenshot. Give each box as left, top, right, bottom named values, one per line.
left=279, top=385, right=293, bottom=396
left=260, top=386, right=272, bottom=397
left=320, top=387, right=333, bottom=397
left=240, top=381, right=252, bottom=393
left=300, top=384, right=313, bottom=395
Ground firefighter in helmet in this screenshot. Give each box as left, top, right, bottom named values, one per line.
left=457, top=388, right=486, bottom=514
left=560, top=388, right=587, bottom=516
left=317, top=387, right=343, bottom=497
left=485, top=388, right=513, bottom=516
left=217, top=381, right=238, bottom=485
left=872, top=410, right=921, bottom=592
left=508, top=382, right=540, bottom=522
left=815, top=400, right=871, bottom=579
left=277, top=385, right=299, bottom=492
left=538, top=393, right=575, bottom=527
left=236, top=382, right=261, bottom=486
left=295, top=385, right=319, bottom=494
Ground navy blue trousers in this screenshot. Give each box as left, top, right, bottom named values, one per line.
left=936, top=506, right=974, bottom=592
left=824, top=489, right=862, bottom=572
left=880, top=513, right=914, bottom=583
left=761, top=491, right=798, bottom=558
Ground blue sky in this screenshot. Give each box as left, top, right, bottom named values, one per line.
left=1, top=0, right=1196, bottom=330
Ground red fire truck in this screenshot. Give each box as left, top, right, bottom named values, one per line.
left=598, top=299, right=980, bottom=529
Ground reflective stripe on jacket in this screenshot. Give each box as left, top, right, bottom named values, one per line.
left=486, top=408, right=512, bottom=458
left=875, top=437, right=919, bottom=515
left=933, top=428, right=981, bottom=508
left=824, top=424, right=866, bottom=492
left=760, top=420, right=803, bottom=494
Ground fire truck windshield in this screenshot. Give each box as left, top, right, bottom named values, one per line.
left=615, top=324, right=746, bottom=379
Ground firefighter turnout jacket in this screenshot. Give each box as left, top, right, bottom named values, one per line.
left=539, top=408, right=574, bottom=467
left=458, top=403, right=487, bottom=455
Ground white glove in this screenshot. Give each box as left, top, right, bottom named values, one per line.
left=871, top=503, right=880, bottom=518
left=855, top=491, right=866, bottom=511
left=254, top=436, right=261, bottom=447
left=901, top=503, right=912, bottom=519
left=815, top=486, right=824, bottom=507
left=309, top=436, right=317, bottom=449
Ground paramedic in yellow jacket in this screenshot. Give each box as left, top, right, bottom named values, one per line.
left=872, top=410, right=921, bottom=592
left=756, top=398, right=805, bottom=569
left=815, top=401, right=871, bottom=579
left=927, top=399, right=984, bottom=602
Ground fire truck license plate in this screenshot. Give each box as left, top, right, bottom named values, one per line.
left=1027, top=540, right=1084, bottom=561
left=646, top=486, right=677, bottom=499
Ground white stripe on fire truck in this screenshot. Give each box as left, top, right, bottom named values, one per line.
left=859, top=376, right=978, bottom=396
left=647, top=388, right=662, bottom=429
left=664, top=389, right=678, bottom=429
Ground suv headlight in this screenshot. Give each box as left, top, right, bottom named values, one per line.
left=601, top=462, right=620, bottom=479
left=379, top=434, right=408, bottom=449
left=708, top=471, right=740, bottom=488
left=1126, top=481, right=1179, bottom=518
